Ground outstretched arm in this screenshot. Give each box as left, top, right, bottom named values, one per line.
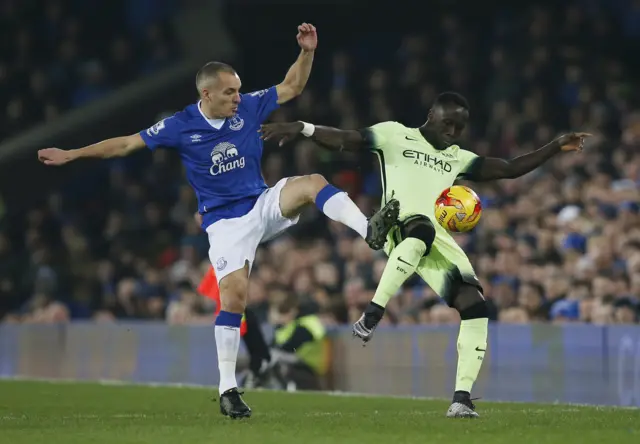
left=38, top=134, right=147, bottom=166
left=307, top=124, right=366, bottom=151
left=260, top=121, right=366, bottom=151
left=464, top=132, right=591, bottom=181
left=275, top=23, right=317, bottom=104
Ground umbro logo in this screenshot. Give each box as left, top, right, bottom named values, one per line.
left=190, top=134, right=202, bottom=143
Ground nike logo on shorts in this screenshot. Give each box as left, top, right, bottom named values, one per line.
left=405, top=136, right=418, bottom=141
left=475, top=346, right=486, bottom=352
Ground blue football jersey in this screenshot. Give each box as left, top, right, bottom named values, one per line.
left=139, top=86, right=280, bottom=228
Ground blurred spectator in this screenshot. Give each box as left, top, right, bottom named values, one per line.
left=1, top=2, right=639, bottom=327
left=269, top=291, right=328, bottom=391
left=0, top=0, right=180, bottom=139
left=166, top=281, right=212, bottom=325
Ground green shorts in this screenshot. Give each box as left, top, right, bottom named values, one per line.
left=385, top=214, right=483, bottom=305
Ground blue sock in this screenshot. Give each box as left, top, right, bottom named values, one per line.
left=315, top=184, right=367, bottom=238
left=215, top=310, right=242, bottom=327
left=315, top=184, right=342, bottom=211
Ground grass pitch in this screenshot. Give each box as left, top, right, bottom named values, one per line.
left=1, top=380, right=639, bottom=444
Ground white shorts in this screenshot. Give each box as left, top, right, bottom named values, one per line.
left=206, top=177, right=299, bottom=282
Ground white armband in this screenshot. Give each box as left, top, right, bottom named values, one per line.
left=299, top=121, right=315, bottom=137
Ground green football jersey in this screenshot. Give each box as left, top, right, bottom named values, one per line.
left=365, top=121, right=479, bottom=223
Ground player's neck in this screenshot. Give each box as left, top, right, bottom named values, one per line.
left=418, top=125, right=446, bottom=150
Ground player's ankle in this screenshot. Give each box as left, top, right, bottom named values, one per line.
left=453, top=390, right=471, bottom=400
left=368, top=301, right=385, bottom=312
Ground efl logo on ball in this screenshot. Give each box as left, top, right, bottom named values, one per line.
left=434, top=185, right=482, bottom=233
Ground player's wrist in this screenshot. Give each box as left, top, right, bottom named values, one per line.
left=67, top=149, right=80, bottom=161
left=299, top=121, right=315, bottom=137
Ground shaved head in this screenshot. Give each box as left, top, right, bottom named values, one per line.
left=195, top=61, right=242, bottom=119
left=195, top=61, right=237, bottom=93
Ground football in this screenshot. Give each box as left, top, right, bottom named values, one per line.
left=434, top=185, right=483, bottom=233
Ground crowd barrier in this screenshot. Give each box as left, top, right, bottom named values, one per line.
left=1, top=323, right=639, bottom=407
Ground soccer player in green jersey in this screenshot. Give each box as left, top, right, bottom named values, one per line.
left=260, top=92, right=590, bottom=417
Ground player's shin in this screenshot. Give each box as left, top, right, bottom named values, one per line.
left=315, top=184, right=368, bottom=238
left=371, top=238, right=427, bottom=308
left=354, top=238, right=427, bottom=342
left=454, top=302, right=489, bottom=395
left=214, top=311, right=243, bottom=394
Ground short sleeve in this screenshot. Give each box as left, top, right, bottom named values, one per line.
left=139, top=116, right=180, bottom=151
left=240, top=86, right=280, bottom=123
left=359, top=121, right=398, bottom=152
left=457, top=149, right=484, bottom=180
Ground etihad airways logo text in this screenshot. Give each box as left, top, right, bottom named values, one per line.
left=402, top=150, right=452, bottom=173
left=210, top=142, right=245, bottom=176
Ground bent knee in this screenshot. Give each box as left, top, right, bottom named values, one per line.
left=447, top=282, right=487, bottom=317
left=456, top=298, right=489, bottom=321
left=305, top=173, right=329, bottom=193
left=404, top=218, right=436, bottom=254
left=284, top=174, right=329, bottom=204
left=292, top=173, right=330, bottom=206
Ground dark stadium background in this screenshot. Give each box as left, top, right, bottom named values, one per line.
left=1, top=0, right=639, bottom=327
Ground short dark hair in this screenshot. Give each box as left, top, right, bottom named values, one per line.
left=195, top=61, right=236, bottom=90
left=434, top=91, right=470, bottom=111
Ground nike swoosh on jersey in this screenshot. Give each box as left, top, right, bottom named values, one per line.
left=475, top=346, right=486, bottom=352
left=405, top=136, right=418, bottom=141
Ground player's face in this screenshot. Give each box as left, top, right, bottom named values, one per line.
left=202, top=72, right=242, bottom=118
left=429, top=104, right=468, bottom=147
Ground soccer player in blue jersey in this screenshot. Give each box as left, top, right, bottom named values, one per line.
left=38, top=23, right=400, bottom=419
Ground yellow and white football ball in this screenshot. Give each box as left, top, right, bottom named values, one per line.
left=434, top=185, right=483, bottom=233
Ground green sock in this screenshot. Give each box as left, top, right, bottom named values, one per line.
left=455, top=318, right=488, bottom=393
left=372, top=238, right=427, bottom=308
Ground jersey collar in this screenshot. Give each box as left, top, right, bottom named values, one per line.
left=197, top=101, right=225, bottom=130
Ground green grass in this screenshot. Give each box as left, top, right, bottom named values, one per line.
left=1, top=380, right=639, bottom=444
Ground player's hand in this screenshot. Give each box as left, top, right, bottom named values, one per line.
left=37, top=148, right=74, bottom=166
left=296, top=23, right=317, bottom=52
left=259, top=122, right=304, bottom=146
left=555, top=132, right=592, bottom=152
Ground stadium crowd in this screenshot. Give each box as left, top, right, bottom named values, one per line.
left=1, top=3, right=640, bottom=326
left=0, top=0, right=180, bottom=140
